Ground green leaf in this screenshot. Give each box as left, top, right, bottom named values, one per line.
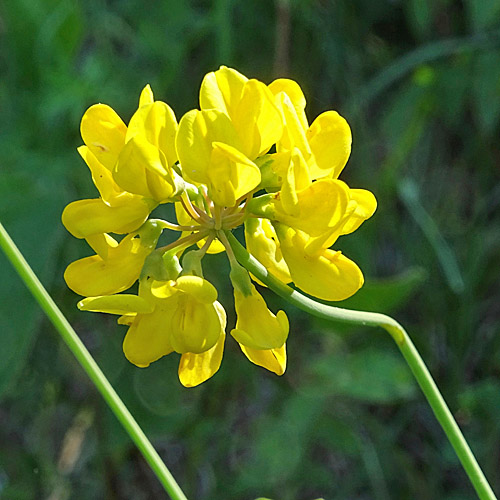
left=312, top=347, right=417, bottom=404
left=0, top=168, right=67, bottom=401
left=405, top=0, right=435, bottom=40
left=434, top=60, right=470, bottom=126
left=338, top=267, right=427, bottom=314
left=458, top=379, right=500, bottom=419
left=133, top=355, right=201, bottom=417
left=241, top=393, right=323, bottom=489
left=399, top=178, right=465, bottom=294
left=472, top=50, right=500, bottom=135
left=465, top=0, right=500, bottom=31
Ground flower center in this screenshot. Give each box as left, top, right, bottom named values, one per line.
left=179, top=191, right=248, bottom=235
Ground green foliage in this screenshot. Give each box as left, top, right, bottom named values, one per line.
left=338, top=267, right=427, bottom=313
left=312, top=347, right=417, bottom=404
left=1, top=0, right=500, bottom=499
left=0, top=160, right=68, bottom=397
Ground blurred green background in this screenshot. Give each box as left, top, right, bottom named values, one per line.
left=1, top=0, right=500, bottom=499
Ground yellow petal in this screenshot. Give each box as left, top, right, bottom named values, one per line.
left=231, top=285, right=289, bottom=350
left=306, top=110, right=351, bottom=179
left=231, top=79, right=283, bottom=159
left=207, top=142, right=261, bottom=207
left=126, top=101, right=178, bottom=167
left=175, top=200, right=195, bottom=226
left=239, top=343, right=287, bottom=376
left=301, top=226, right=344, bottom=256
left=341, top=189, right=377, bottom=235
left=273, top=179, right=349, bottom=236
left=275, top=93, right=311, bottom=159
left=118, top=314, right=136, bottom=326
left=64, top=234, right=152, bottom=296
left=114, top=135, right=176, bottom=202
left=61, top=197, right=153, bottom=239
left=77, top=146, right=123, bottom=205
left=149, top=280, right=177, bottom=299
left=176, top=109, right=242, bottom=185
left=80, top=104, right=127, bottom=170
left=178, top=333, right=226, bottom=387
left=268, top=78, right=308, bottom=130
left=174, top=276, right=218, bottom=303
left=277, top=225, right=364, bottom=301
left=170, top=297, right=223, bottom=354
left=122, top=305, right=175, bottom=368
left=196, top=236, right=225, bottom=254
left=279, top=148, right=311, bottom=216
left=151, top=275, right=218, bottom=303
left=139, top=84, right=155, bottom=107
left=78, top=294, right=154, bottom=315
left=199, top=66, right=248, bottom=115
left=85, top=233, right=118, bottom=259
left=301, top=187, right=375, bottom=254
left=244, top=218, right=291, bottom=284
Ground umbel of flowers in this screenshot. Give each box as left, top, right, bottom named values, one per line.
left=62, top=66, right=376, bottom=387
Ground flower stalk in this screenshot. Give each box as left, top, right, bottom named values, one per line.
left=226, top=231, right=497, bottom=500
left=0, top=222, right=189, bottom=500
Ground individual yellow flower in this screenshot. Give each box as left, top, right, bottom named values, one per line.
left=80, top=85, right=181, bottom=205
left=274, top=224, right=364, bottom=301
left=64, top=66, right=377, bottom=387
left=200, top=66, right=283, bottom=159
left=149, top=275, right=222, bottom=354
left=176, top=66, right=283, bottom=208
left=176, top=108, right=262, bottom=208
left=269, top=78, right=351, bottom=180
left=244, top=217, right=291, bottom=284
left=78, top=276, right=226, bottom=383
left=80, top=103, right=127, bottom=171
left=64, top=231, right=156, bottom=296
left=113, top=86, right=181, bottom=202
left=231, top=283, right=289, bottom=350
left=62, top=146, right=155, bottom=239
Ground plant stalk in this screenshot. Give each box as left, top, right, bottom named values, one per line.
left=0, top=222, right=189, bottom=500
left=226, top=231, right=497, bottom=500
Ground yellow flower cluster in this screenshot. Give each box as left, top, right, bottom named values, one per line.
left=62, top=66, right=376, bottom=387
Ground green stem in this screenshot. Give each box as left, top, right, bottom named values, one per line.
left=226, top=231, right=497, bottom=500
left=0, top=222, right=189, bottom=500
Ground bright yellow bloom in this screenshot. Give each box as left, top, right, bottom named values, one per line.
left=149, top=276, right=222, bottom=354
left=63, top=66, right=377, bottom=387
left=244, top=218, right=291, bottom=284
left=239, top=343, right=287, bottom=376
left=231, top=284, right=289, bottom=350
left=269, top=78, right=351, bottom=180
left=80, top=103, right=127, bottom=170
left=64, top=232, right=155, bottom=296
left=62, top=147, right=155, bottom=239
left=200, top=66, right=283, bottom=159
left=79, top=276, right=225, bottom=379
left=176, top=66, right=283, bottom=209
left=275, top=224, right=364, bottom=301
left=113, top=86, right=180, bottom=202
left=176, top=109, right=261, bottom=208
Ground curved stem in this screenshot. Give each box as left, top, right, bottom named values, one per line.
left=226, top=231, right=497, bottom=500
left=0, top=222, right=189, bottom=500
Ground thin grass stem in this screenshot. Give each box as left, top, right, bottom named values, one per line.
left=0, top=222, right=189, bottom=500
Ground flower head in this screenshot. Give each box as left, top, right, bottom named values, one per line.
left=63, top=66, right=376, bottom=387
